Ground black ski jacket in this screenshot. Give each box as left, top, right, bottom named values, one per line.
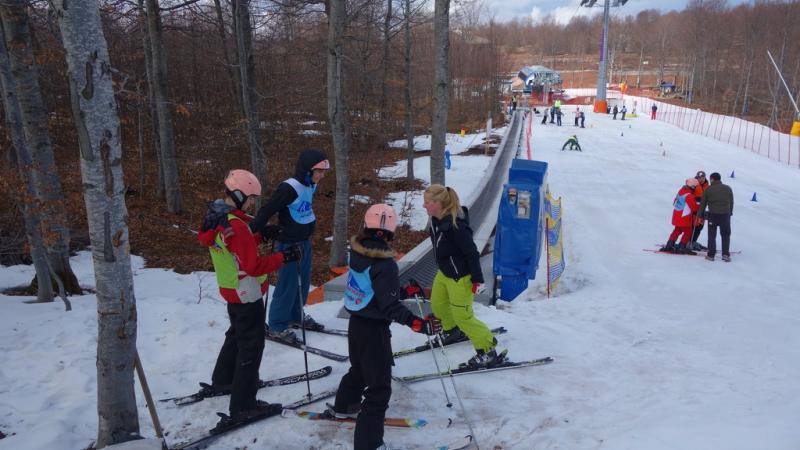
left=250, top=149, right=327, bottom=242
left=428, top=207, right=484, bottom=284
left=346, top=236, right=417, bottom=326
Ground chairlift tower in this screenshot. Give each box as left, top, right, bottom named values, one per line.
left=581, top=0, right=628, bottom=113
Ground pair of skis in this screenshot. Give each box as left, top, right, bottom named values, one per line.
left=159, top=366, right=333, bottom=406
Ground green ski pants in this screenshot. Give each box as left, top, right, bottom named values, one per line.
left=430, top=271, right=495, bottom=352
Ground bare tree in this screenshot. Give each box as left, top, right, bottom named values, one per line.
left=403, top=0, right=414, bottom=181
left=327, top=0, right=350, bottom=268
left=233, top=0, right=267, bottom=194
left=430, top=0, right=449, bottom=186
left=0, top=21, right=53, bottom=303
left=52, top=0, right=140, bottom=446
left=0, top=0, right=80, bottom=297
left=144, top=0, right=183, bottom=213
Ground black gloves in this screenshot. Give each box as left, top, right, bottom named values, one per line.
left=261, top=224, right=283, bottom=242
left=410, top=315, right=442, bottom=335
left=281, top=244, right=303, bottom=263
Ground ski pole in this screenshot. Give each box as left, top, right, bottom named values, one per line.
left=413, top=295, right=479, bottom=450
left=296, top=244, right=312, bottom=401
left=412, top=294, right=453, bottom=409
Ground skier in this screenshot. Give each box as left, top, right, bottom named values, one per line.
left=620, top=105, right=627, bottom=120
left=541, top=108, right=549, bottom=125
left=697, top=172, right=734, bottom=262
left=579, top=110, right=586, bottom=128
left=421, top=184, right=502, bottom=368
left=556, top=107, right=563, bottom=126
left=690, top=170, right=710, bottom=250
left=651, top=104, right=658, bottom=120
left=511, top=94, right=518, bottom=111
left=659, top=178, right=700, bottom=254
left=196, top=169, right=302, bottom=431
left=612, top=105, right=619, bottom=120
left=561, top=135, right=582, bottom=151
left=550, top=106, right=555, bottom=124
left=249, top=149, right=331, bottom=342
left=574, top=107, right=581, bottom=126
left=328, top=204, right=441, bottom=450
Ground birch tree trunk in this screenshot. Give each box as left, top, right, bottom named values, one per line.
left=430, top=0, right=449, bottom=186
left=144, top=0, right=182, bottom=213
left=0, top=0, right=81, bottom=297
left=0, top=22, right=53, bottom=302
left=52, top=0, right=140, bottom=446
left=233, top=0, right=266, bottom=198
left=403, top=0, right=414, bottom=181
left=327, top=0, right=350, bottom=268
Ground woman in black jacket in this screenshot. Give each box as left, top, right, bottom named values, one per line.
left=423, top=184, right=502, bottom=369
left=328, top=204, right=440, bottom=450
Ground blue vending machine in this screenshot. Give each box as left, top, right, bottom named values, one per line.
left=492, top=159, right=548, bottom=301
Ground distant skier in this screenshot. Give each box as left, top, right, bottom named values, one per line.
left=561, top=135, right=582, bottom=151
left=541, top=108, right=549, bottom=125
left=612, top=105, right=619, bottom=120
left=421, top=184, right=502, bottom=368
left=697, top=172, right=734, bottom=262
left=574, top=107, right=581, bottom=126
left=659, top=178, right=700, bottom=254
left=556, top=108, right=563, bottom=126
left=329, top=204, right=441, bottom=450
left=580, top=110, right=586, bottom=128
left=690, top=170, right=710, bottom=250
left=196, top=170, right=302, bottom=431
left=550, top=107, right=556, bottom=123
left=620, top=105, right=627, bottom=120
left=651, top=104, right=658, bottom=120
left=511, top=94, right=518, bottom=111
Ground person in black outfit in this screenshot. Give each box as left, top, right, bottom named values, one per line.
left=550, top=107, right=555, bottom=123
left=556, top=108, right=562, bottom=126
left=541, top=108, right=548, bottom=125
left=697, top=172, right=734, bottom=262
left=249, top=149, right=331, bottom=340
left=612, top=105, right=619, bottom=120
left=329, top=204, right=441, bottom=450
left=580, top=111, right=586, bottom=128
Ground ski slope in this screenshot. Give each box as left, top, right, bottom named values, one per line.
left=1, top=109, right=800, bottom=449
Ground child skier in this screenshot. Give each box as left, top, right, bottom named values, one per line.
left=422, top=184, right=501, bottom=368
left=328, top=204, right=441, bottom=450
left=249, top=149, right=330, bottom=341
left=659, top=178, right=700, bottom=254
left=561, top=135, right=582, bottom=151
left=196, top=169, right=302, bottom=431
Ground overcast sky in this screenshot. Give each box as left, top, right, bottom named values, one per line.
left=482, top=0, right=753, bottom=24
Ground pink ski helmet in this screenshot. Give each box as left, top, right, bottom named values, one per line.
left=685, top=178, right=699, bottom=188
left=364, top=204, right=397, bottom=240
left=225, top=169, right=261, bottom=208
left=312, top=159, right=331, bottom=171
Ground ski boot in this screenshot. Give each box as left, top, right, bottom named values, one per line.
left=295, top=313, right=325, bottom=332
left=722, top=254, right=731, bottom=262
left=659, top=240, right=676, bottom=253
left=324, top=402, right=360, bottom=419
left=200, top=382, right=230, bottom=397
left=267, top=327, right=299, bottom=344
left=438, top=327, right=467, bottom=346
left=705, top=254, right=714, bottom=261
left=691, top=241, right=707, bottom=251
left=675, top=244, right=696, bottom=255
left=211, top=400, right=283, bottom=434
left=460, top=348, right=506, bottom=369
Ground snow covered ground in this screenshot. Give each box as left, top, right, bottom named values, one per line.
left=2, top=110, right=800, bottom=449
left=382, top=126, right=507, bottom=230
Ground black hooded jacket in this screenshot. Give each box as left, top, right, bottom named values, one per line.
left=346, top=235, right=416, bottom=326
left=429, top=207, right=484, bottom=284
left=250, top=149, right=327, bottom=242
